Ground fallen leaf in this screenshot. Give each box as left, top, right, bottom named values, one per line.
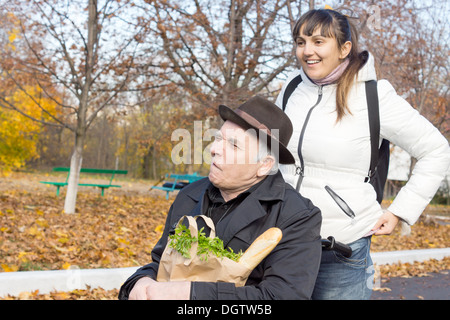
left=62, top=262, right=71, bottom=270
left=1, top=264, right=19, bottom=272
left=1, top=174, right=447, bottom=300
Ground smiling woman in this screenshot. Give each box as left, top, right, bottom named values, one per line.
left=276, top=8, right=450, bottom=300
left=294, top=31, right=351, bottom=81
left=292, top=9, right=367, bottom=121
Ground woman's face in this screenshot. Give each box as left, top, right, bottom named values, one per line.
left=295, top=26, right=351, bottom=80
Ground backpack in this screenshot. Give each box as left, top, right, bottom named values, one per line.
left=281, top=75, right=389, bottom=204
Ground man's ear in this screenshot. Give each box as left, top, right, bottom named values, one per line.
left=257, top=155, right=275, bottom=177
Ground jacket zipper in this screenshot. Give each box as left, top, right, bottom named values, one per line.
left=295, top=85, right=323, bottom=191
left=324, top=185, right=356, bottom=224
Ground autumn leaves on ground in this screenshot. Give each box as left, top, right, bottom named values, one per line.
left=1, top=172, right=449, bottom=300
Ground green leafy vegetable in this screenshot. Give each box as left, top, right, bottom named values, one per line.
left=168, top=223, right=242, bottom=262
left=168, top=223, right=197, bottom=259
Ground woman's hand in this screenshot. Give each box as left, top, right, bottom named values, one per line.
left=371, top=210, right=400, bottom=235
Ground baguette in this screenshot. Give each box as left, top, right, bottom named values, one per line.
left=238, top=227, right=282, bottom=270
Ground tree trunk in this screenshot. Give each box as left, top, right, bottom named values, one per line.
left=64, top=133, right=84, bottom=214
left=152, top=147, right=157, bottom=180
left=63, top=0, right=97, bottom=214
left=142, top=146, right=152, bottom=179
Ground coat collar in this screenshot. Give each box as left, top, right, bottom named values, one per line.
left=184, top=170, right=286, bottom=203
left=184, top=171, right=286, bottom=246
left=298, top=50, right=376, bottom=87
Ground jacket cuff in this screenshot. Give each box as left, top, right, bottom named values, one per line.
left=388, top=187, right=429, bottom=225
left=191, top=282, right=236, bottom=300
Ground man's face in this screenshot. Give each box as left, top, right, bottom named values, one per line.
left=208, top=121, right=264, bottom=196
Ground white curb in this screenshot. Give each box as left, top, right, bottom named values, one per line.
left=1, top=248, right=449, bottom=297
left=371, top=247, right=450, bottom=265
left=0, top=266, right=139, bottom=297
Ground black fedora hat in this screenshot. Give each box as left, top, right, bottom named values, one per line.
left=218, top=96, right=295, bottom=164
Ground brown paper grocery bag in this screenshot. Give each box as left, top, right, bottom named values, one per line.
left=157, top=215, right=252, bottom=287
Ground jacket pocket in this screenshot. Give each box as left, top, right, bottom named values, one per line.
left=333, top=237, right=371, bottom=268
left=324, top=185, right=356, bottom=221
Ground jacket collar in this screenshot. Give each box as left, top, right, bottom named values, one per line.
left=299, top=50, right=377, bottom=87
left=184, top=171, right=286, bottom=246
left=251, top=170, right=285, bottom=201
left=184, top=170, right=286, bottom=203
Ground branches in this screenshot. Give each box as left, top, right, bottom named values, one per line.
left=0, top=0, right=153, bottom=132
left=144, top=0, right=296, bottom=108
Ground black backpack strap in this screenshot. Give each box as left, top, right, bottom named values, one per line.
left=365, top=80, right=379, bottom=180
left=282, top=74, right=303, bottom=111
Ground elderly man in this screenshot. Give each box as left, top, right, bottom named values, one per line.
left=119, top=96, right=322, bottom=300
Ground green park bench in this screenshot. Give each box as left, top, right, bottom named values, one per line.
left=151, top=172, right=205, bottom=199
left=40, top=167, right=128, bottom=196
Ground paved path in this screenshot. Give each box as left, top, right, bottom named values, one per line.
left=371, top=269, right=450, bottom=300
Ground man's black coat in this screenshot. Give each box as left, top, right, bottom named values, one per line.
left=119, top=171, right=322, bottom=300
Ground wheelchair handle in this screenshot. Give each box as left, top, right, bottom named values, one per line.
left=321, top=236, right=352, bottom=258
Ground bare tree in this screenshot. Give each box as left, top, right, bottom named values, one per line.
left=139, top=0, right=302, bottom=115
left=0, top=0, right=149, bottom=213
left=351, top=0, right=449, bottom=135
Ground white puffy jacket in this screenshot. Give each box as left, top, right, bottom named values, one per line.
left=276, top=53, right=450, bottom=244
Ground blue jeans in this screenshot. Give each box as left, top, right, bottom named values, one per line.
left=312, top=236, right=374, bottom=300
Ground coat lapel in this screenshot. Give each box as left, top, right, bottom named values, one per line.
left=183, top=178, right=209, bottom=218
left=178, top=173, right=286, bottom=247
left=187, top=194, right=203, bottom=217
left=217, top=194, right=267, bottom=247
left=182, top=182, right=267, bottom=246
left=217, top=172, right=286, bottom=246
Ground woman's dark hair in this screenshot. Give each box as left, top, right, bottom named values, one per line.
left=292, top=9, right=368, bottom=121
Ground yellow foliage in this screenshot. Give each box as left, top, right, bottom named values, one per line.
left=7, top=29, right=19, bottom=51
left=0, top=85, right=59, bottom=174
left=62, top=262, right=71, bottom=270
left=5, top=13, right=20, bottom=51
left=1, top=264, right=19, bottom=272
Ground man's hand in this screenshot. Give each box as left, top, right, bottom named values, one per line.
left=371, top=210, right=400, bottom=236
left=128, top=277, right=154, bottom=300
left=129, top=277, right=191, bottom=300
